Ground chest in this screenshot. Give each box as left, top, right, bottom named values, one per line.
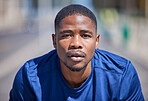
left=38, top=69, right=121, bottom=101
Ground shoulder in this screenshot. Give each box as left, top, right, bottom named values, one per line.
left=20, top=49, right=58, bottom=75
left=94, top=49, right=131, bottom=74
left=15, top=49, right=58, bottom=82
left=32, top=49, right=58, bottom=65
left=10, top=49, right=58, bottom=100
left=24, top=49, right=59, bottom=77
left=93, top=49, right=144, bottom=100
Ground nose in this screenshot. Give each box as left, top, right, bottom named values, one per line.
left=69, top=35, right=83, bottom=49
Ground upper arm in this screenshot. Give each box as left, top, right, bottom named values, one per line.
left=119, top=62, right=144, bottom=101
left=9, top=63, right=36, bottom=101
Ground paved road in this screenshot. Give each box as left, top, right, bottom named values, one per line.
left=0, top=68, right=18, bottom=101
left=0, top=29, right=39, bottom=101
left=0, top=29, right=148, bottom=101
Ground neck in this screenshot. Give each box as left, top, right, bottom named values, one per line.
left=60, top=62, right=92, bottom=88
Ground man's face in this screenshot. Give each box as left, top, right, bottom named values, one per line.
left=53, top=15, right=99, bottom=72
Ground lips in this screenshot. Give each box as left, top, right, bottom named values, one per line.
left=67, top=50, right=86, bottom=62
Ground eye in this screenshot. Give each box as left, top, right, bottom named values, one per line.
left=62, top=34, right=72, bottom=38
left=81, top=34, right=91, bottom=38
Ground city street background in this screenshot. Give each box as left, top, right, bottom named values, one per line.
left=0, top=0, right=148, bottom=101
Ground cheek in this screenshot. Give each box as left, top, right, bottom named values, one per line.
left=85, top=40, right=96, bottom=57
left=56, top=41, right=67, bottom=61
left=57, top=40, right=69, bottom=52
left=84, top=40, right=96, bottom=51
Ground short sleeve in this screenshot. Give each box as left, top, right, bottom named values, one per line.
left=9, top=63, right=36, bottom=101
left=119, top=61, right=144, bottom=101
left=9, top=67, right=24, bottom=101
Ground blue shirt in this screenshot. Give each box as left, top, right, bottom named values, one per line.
left=9, top=49, right=144, bottom=101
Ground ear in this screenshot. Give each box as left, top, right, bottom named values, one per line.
left=95, top=33, right=100, bottom=49
left=52, top=34, right=56, bottom=49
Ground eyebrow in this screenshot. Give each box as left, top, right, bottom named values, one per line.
left=59, top=30, right=93, bottom=35
left=80, top=30, right=93, bottom=35
left=59, top=30, right=73, bottom=34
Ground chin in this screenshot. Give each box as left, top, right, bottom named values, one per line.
left=66, top=63, right=87, bottom=72
left=67, top=66, right=85, bottom=72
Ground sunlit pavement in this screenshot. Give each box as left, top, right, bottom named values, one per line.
left=0, top=23, right=148, bottom=101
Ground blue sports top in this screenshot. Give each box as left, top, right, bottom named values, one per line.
left=9, top=49, right=144, bottom=101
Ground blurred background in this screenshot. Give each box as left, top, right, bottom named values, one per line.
left=0, top=0, right=148, bottom=100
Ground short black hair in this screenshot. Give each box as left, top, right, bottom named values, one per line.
left=54, top=4, right=97, bottom=31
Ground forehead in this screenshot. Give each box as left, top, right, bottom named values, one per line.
left=58, top=15, right=96, bottom=30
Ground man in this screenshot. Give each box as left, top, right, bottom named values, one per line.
left=10, top=4, right=144, bottom=101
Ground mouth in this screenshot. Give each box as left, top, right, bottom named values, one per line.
left=67, top=51, right=86, bottom=62
left=69, top=56, right=85, bottom=62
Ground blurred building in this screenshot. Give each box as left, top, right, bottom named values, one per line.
left=0, top=0, right=73, bottom=34
left=93, top=0, right=148, bottom=62
left=0, top=0, right=23, bottom=32
left=93, top=0, right=147, bottom=17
